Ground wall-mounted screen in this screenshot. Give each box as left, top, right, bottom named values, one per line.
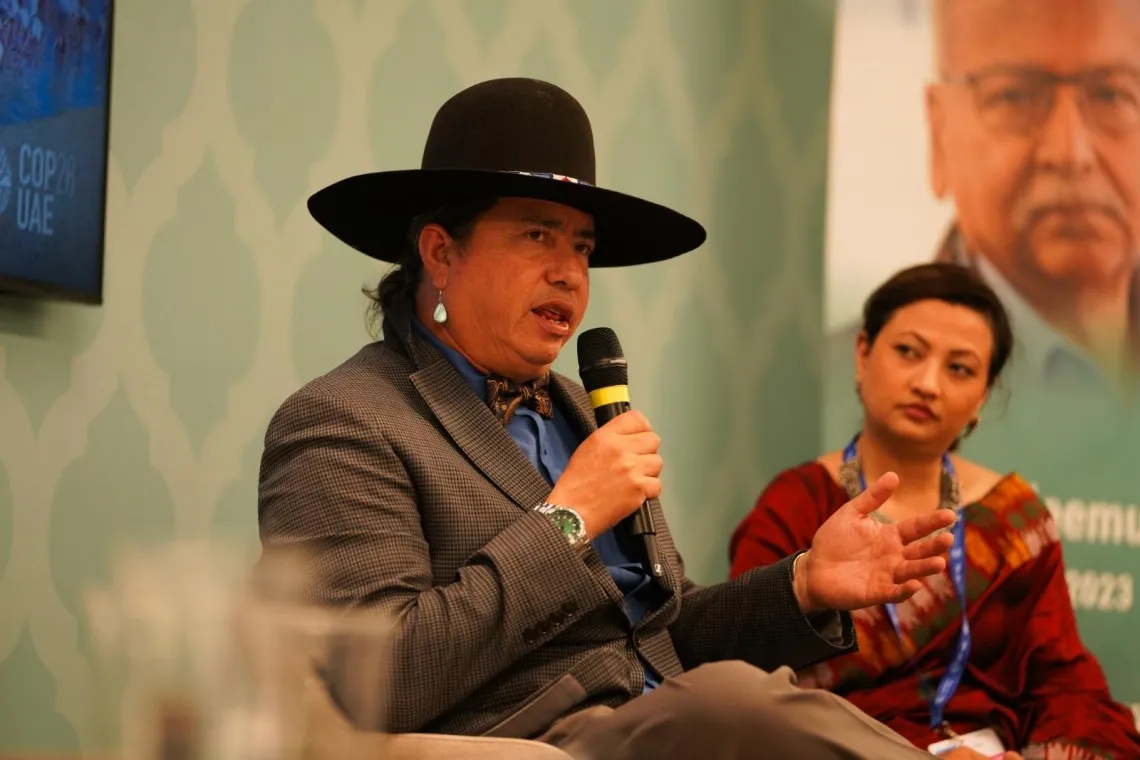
left=0, top=0, right=114, bottom=304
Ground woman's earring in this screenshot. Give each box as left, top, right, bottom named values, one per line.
left=432, top=290, right=448, bottom=324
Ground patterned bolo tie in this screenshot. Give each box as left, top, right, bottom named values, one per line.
left=486, top=373, right=554, bottom=424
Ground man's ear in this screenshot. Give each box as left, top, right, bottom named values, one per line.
left=418, top=224, right=454, bottom=290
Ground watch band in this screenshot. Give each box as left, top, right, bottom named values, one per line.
left=536, top=503, right=589, bottom=550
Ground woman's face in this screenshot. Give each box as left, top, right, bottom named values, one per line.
left=855, top=299, right=994, bottom=452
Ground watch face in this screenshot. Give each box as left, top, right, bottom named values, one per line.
left=550, top=510, right=582, bottom=539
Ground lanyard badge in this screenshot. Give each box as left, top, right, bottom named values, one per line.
left=842, top=435, right=970, bottom=735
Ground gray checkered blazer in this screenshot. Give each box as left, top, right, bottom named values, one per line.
left=257, top=306, right=855, bottom=739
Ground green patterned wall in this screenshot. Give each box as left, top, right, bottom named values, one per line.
left=0, top=0, right=835, bottom=751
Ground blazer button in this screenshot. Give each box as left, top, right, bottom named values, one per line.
left=561, top=601, right=577, bottom=615
left=523, top=627, right=537, bottom=644
left=549, top=611, right=566, bottom=625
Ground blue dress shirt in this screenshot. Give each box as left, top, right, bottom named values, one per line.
left=412, top=319, right=662, bottom=691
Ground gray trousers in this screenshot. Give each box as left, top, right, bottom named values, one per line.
left=538, top=660, right=930, bottom=760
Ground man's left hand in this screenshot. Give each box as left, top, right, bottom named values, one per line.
left=793, top=471, right=956, bottom=613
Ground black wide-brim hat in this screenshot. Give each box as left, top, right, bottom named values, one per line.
left=308, top=78, right=706, bottom=268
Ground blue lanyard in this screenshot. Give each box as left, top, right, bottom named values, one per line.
left=842, top=435, right=970, bottom=731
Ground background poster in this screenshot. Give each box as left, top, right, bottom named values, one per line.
left=823, top=0, right=1140, bottom=711
left=0, top=0, right=112, bottom=298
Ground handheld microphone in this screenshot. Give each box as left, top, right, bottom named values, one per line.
left=576, top=327, right=664, bottom=579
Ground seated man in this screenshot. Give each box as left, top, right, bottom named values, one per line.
left=258, top=77, right=957, bottom=760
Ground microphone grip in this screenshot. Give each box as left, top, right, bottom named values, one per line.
left=628, top=502, right=664, bottom=578
left=591, top=399, right=664, bottom=579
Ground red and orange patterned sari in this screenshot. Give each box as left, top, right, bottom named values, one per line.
left=729, top=463, right=1140, bottom=759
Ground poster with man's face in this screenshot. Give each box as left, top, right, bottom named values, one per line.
left=823, top=0, right=1140, bottom=707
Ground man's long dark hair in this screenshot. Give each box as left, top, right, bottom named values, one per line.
left=363, top=198, right=497, bottom=334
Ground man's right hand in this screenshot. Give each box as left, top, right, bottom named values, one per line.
left=547, top=410, right=662, bottom=539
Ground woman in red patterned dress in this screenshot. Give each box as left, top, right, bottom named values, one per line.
left=730, top=263, right=1140, bottom=760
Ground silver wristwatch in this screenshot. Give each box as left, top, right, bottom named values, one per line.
left=536, top=503, right=588, bottom=549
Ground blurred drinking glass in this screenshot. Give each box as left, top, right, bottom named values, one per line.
left=85, top=540, right=392, bottom=760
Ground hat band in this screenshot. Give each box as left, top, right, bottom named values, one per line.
left=507, top=170, right=593, bottom=186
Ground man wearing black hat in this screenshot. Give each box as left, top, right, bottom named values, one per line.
left=258, top=78, right=951, bottom=759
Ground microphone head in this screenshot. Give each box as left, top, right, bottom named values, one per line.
left=577, top=327, right=628, bottom=391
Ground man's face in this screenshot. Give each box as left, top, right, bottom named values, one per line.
left=437, top=197, right=594, bottom=381
left=928, top=0, right=1140, bottom=290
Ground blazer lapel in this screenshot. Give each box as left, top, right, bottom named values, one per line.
left=399, top=323, right=552, bottom=512
left=549, top=372, right=597, bottom=439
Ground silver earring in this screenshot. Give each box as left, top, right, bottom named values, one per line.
left=432, top=290, right=448, bottom=324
